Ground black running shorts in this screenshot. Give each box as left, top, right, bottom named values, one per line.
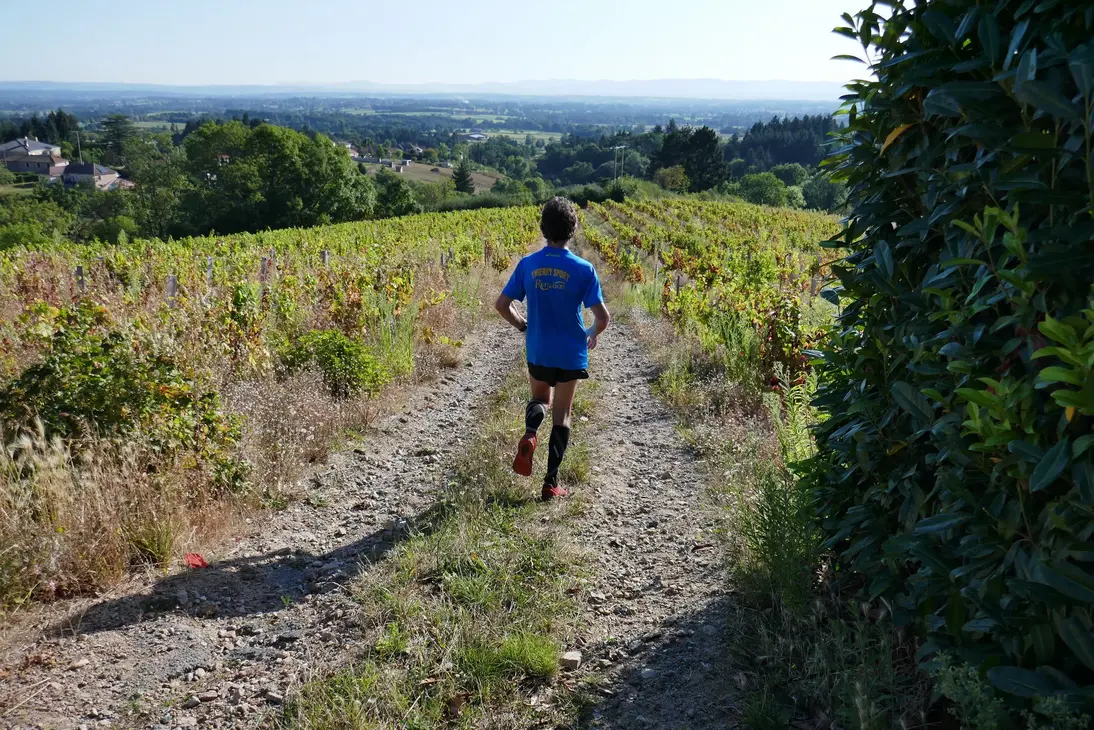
left=527, top=362, right=589, bottom=387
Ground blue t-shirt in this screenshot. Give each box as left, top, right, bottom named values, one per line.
left=502, top=246, right=603, bottom=370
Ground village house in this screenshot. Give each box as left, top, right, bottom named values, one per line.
left=401, top=158, right=413, bottom=166
left=4, top=153, right=68, bottom=177
left=63, top=162, right=122, bottom=190
left=0, top=137, right=62, bottom=158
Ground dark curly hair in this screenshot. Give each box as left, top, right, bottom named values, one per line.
left=540, top=196, right=579, bottom=244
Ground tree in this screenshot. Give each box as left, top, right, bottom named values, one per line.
left=654, top=165, right=690, bottom=192
left=182, top=121, right=374, bottom=234
left=124, top=135, right=189, bottom=239
left=522, top=176, right=550, bottom=200
left=801, top=174, right=848, bottom=212
left=102, top=115, right=136, bottom=162
left=785, top=185, right=806, bottom=209
left=770, top=163, right=809, bottom=187
left=0, top=197, right=74, bottom=250
left=682, top=126, right=727, bottom=192
left=737, top=172, right=788, bottom=207
left=561, top=161, right=595, bottom=184
left=652, top=123, right=726, bottom=192
left=453, top=158, right=475, bottom=194
left=722, top=115, right=840, bottom=171
left=375, top=169, right=422, bottom=218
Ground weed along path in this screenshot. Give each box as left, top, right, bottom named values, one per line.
left=2, top=318, right=733, bottom=729
left=1, top=324, right=520, bottom=729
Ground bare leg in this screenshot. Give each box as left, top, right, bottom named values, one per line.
left=544, top=379, right=579, bottom=491
left=528, top=376, right=552, bottom=409
left=550, top=379, right=578, bottom=428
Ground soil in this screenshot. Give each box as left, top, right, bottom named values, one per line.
left=1, top=319, right=736, bottom=730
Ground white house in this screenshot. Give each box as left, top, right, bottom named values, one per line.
left=0, top=137, right=62, bottom=158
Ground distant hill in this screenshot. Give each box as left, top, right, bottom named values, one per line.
left=0, top=78, right=846, bottom=102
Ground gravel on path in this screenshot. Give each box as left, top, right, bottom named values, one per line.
left=2, top=318, right=737, bottom=730
left=1, top=324, right=520, bottom=730
left=569, top=320, right=736, bottom=729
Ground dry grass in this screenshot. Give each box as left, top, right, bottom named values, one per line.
left=0, top=422, right=240, bottom=610
left=223, top=371, right=378, bottom=495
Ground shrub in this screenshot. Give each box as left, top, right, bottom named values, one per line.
left=555, top=183, right=611, bottom=207
left=433, top=191, right=527, bottom=213
left=279, top=328, right=389, bottom=398
left=810, top=0, right=1094, bottom=715
left=0, top=301, right=238, bottom=463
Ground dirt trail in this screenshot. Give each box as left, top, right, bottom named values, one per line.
left=2, top=325, right=520, bottom=729
left=574, top=320, right=735, bottom=729
left=2, top=318, right=735, bottom=730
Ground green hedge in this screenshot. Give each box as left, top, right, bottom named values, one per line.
left=810, top=0, right=1094, bottom=713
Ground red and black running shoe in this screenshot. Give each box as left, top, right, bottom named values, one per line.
left=512, top=433, right=536, bottom=477
left=541, top=482, right=569, bottom=501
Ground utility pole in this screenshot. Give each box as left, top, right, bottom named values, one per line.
left=612, top=145, right=627, bottom=184
left=75, top=130, right=83, bottom=163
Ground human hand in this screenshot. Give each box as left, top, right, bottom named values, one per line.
left=587, top=333, right=598, bottom=350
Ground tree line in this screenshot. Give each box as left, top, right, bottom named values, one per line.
left=496, top=116, right=848, bottom=212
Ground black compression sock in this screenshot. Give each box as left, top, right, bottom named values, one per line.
left=525, top=400, right=548, bottom=435
left=544, top=425, right=571, bottom=486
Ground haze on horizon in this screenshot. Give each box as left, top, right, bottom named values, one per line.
left=0, top=0, right=858, bottom=92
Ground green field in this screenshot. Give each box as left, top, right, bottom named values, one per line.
left=0, top=183, right=34, bottom=197
left=132, top=120, right=180, bottom=132
left=358, top=162, right=500, bottom=191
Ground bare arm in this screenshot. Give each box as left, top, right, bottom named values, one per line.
left=586, top=302, right=611, bottom=349
left=494, top=293, right=527, bottom=333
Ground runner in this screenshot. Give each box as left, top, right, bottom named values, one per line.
left=494, top=196, right=611, bottom=500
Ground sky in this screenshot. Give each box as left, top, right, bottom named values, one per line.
left=0, top=0, right=858, bottom=87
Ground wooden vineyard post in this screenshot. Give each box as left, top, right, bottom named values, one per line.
left=321, top=250, right=329, bottom=266
left=167, top=274, right=178, bottom=308
left=75, top=265, right=86, bottom=296
left=260, top=256, right=270, bottom=301
left=202, top=257, right=215, bottom=306
left=675, top=273, right=682, bottom=296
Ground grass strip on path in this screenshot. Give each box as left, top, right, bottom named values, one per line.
left=285, top=367, right=596, bottom=730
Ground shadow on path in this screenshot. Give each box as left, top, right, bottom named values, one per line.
left=580, top=596, right=739, bottom=730
left=46, top=500, right=456, bottom=638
